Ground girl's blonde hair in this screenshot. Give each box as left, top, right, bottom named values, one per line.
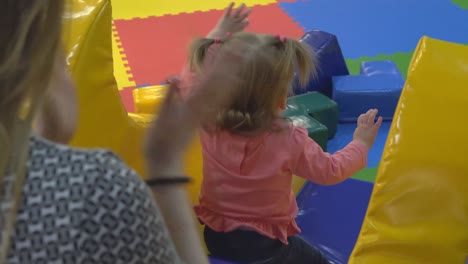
left=0, top=1, right=64, bottom=261
left=188, top=32, right=318, bottom=134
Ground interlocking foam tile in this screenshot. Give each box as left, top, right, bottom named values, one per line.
left=112, top=23, right=136, bottom=89
left=112, top=0, right=281, bottom=20
left=114, top=4, right=304, bottom=86
left=279, top=0, right=468, bottom=59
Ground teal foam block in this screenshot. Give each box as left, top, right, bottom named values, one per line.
left=287, top=115, right=328, bottom=151
left=287, top=92, right=339, bottom=139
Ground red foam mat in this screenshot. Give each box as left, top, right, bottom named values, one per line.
left=114, top=4, right=304, bottom=87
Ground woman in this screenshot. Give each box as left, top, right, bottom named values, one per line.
left=0, top=1, right=248, bottom=263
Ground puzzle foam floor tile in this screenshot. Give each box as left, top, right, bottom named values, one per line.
left=112, top=23, right=136, bottom=90
left=279, top=0, right=468, bottom=59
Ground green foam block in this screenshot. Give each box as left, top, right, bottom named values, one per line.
left=286, top=115, right=328, bottom=152
left=287, top=92, right=339, bottom=139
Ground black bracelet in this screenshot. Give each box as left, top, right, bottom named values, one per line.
left=145, top=176, right=192, bottom=186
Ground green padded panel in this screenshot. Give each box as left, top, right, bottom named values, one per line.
left=287, top=92, right=339, bottom=139
left=287, top=115, right=328, bottom=151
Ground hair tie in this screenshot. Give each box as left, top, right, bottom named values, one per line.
left=214, top=37, right=221, bottom=44
left=275, top=34, right=286, bottom=44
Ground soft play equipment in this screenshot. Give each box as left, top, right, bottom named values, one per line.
left=288, top=115, right=328, bottom=151
left=63, top=0, right=148, bottom=177
left=296, top=179, right=374, bottom=264
left=132, top=85, right=168, bottom=114
left=332, top=74, right=404, bottom=122
left=293, top=30, right=349, bottom=97
left=360, top=60, right=405, bottom=79
left=349, top=37, right=468, bottom=263
left=287, top=92, right=339, bottom=138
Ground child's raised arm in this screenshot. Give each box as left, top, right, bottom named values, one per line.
left=291, top=109, right=382, bottom=185
left=179, top=3, right=251, bottom=99
left=207, top=3, right=251, bottom=39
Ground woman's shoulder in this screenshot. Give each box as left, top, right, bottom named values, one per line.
left=29, top=135, right=136, bottom=179
left=21, top=136, right=180, bottom=263
left=30, top=135, right=126, bottom=166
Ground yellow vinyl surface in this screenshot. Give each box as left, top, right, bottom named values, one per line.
left=349, top=37, right=468, bottom=264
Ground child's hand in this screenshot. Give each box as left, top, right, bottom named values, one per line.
left=353, top=109, right=383, bottom=149
left=207, top=2, right=251, bottom=39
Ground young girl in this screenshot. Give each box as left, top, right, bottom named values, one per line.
left=180, top=5, right=382, bottom=264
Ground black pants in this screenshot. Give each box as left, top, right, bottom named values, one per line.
left=204, top=226, right=330, bottom=264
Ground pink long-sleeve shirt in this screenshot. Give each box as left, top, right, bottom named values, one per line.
left=193, top=127, right=367, bottom=244
left=180, top=44, right=368, bottom=244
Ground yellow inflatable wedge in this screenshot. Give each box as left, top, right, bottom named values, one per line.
left=63, top=0, right=146, bottom=176
left=349, top=37, right=468, bottom=263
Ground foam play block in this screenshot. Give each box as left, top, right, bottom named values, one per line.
left=287, top=115, right=328, bottom=151
left=282, top=105, right=305, bottom=117
left=332, top=74, right=404, bottom=122
left=296, top=179, right=374, bottom=263
left=287, top=92, right=338, bottom=139
left=293, top=30, right=349, bottom=97
left=360, top=60, right=404, bottom=82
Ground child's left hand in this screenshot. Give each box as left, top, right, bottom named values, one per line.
left=207, top=2, right=252, bottom=39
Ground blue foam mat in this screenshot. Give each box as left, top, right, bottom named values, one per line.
left=279, top=0, right=468, bottom=59
left=296, top=179, right=374, bottom=264
left=327, top=121, right=391, bottom=168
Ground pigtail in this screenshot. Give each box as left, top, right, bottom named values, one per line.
left=188, top=38, right=216, bottom=73
left=277, top=37, right=318, bottom=88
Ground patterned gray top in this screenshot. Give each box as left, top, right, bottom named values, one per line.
left=7, top=136, right=181, bottom=264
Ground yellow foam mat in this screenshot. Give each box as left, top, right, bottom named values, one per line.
left=112, top=23, right=136, bottom=89
left=349, top=37, right=468, bottom=263
left=111, top=0, right=278, bottom=20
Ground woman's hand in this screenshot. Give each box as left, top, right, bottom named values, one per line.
left=207, top=2, right=252, bottom=39
left=144, top=40, right=248, bottom=177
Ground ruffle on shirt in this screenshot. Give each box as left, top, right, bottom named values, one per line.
left=194, top=205, right=301, bottom=245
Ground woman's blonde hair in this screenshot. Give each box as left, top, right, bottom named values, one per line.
left=188, top=32, right=318, bottom=134
left=0, top=1, right=64, bottom=261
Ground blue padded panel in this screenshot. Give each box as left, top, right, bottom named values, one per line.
left=296, top=179, right=374, bottom=264
left=293, top=30, right=349, bottom=97
left=332, top=74, right=404, bottom=122
left=360, top=60, right=405, bottom=81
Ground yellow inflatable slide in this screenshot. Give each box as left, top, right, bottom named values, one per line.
left=349, top=37, right=468, bottom=263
